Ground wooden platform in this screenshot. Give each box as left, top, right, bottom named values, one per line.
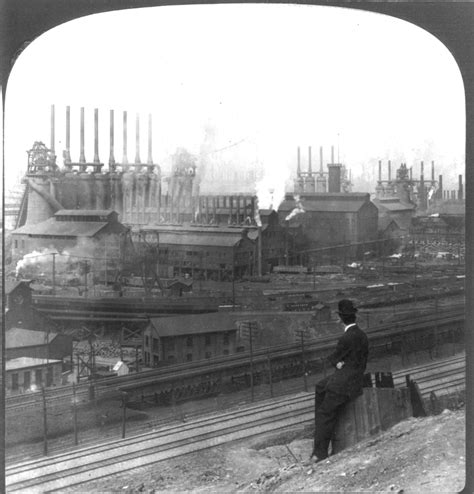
left=332, top=386, right=412, bottom=454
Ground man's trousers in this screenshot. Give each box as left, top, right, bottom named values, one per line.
left=312, top=376, right=350, bottom=459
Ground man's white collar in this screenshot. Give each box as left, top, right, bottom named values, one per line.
left=344, top=323, right=356, bottom=332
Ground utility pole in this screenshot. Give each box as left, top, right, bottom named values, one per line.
left=296, top=330, right=308, bottom=392
left=72, top=382, right=78, bottom=445
left=51, top=252, right=57, bottom=295
left=249, top=322, right=254, bottom=402
left=42, top=387, right=48, bottom=455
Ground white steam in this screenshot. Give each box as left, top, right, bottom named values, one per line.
left=285, top=194, right=305, bottom=221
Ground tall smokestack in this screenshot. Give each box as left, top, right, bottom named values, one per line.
left=50, top=104, right=55, bottom=155
left=331, top=145, right=334, bottom=163
left=297, top=147, right=301, bottom=175
left=147, top=114, right=153, bottom=165
left=378, top=160, right=382, bottom=182
left=93, top=108, right=100, bottom=164
left=122, top=111, right=128, bottom=164
left=431, top=161, right=435, bottom=182
left=135, top=113, right=141, bottom=164
left=308, top=146, right=312, bottom=174
left=388, top=160, right=391, bottom=182
left=65, top=106, right=71, bottom=164
left=438, top=174, right=443, bottom=200
left=79, top=107, right=86, bottom=163
left=109, top=109, right=115, bottom=167
left=459, top=174, right=463, bottom=200
left=319, top=146, right=323, bottom=173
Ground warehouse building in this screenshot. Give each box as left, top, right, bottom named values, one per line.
left=11, top=210, right=130, bottom=274
left=6, top=357, right=63, bottom=395
left=278, top=192, right=378, bottom=259
left=6, top=327, right=72, bottom=361
left=143, top=313, right=238, bottom=366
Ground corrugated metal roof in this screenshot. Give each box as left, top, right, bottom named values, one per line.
left=139, top=225, right=247, bottom=234
left=4, top=280, right=32, bottom=294
left=6, top=328, right=57, bottom=348
left=149, top=312, right=239, bottom=336
left=13, top=218, right=108, bottom=237
left=278, top=198, right=368, bottom=213
left=55, top=209, right=116, bottom=217
left=149, top=310, right=312, bottom=337
left=158, top=233, right=243, bottom=247
left=6, top=357, right=62, bottom=371
left=373, top=199, right=415, bottom=212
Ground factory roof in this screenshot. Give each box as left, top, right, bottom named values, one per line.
left=55, top=210, right=117, bottom=217
left=6, top=357, right=62, bottom=371
left=373, top=198, right=415, bottom=212
left=158, top=232, right=243, bottom=247
left=6, top=327, right=57, bottom=348
left=148, top=312, right=239, bottom=337
left=278, top=195, right=371, bottom=213
left=138, top=224, right=249, bottom=234
left=13, top=217, right=126, bottom=237
left=4, top=280, right=32, bottom=294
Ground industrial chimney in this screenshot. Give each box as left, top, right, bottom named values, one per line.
left=64, top=106, right=71, bottom=165
left=122, top=111, right=128, bottom=164
left=147, top=114, right=153, bottom=165
left=135, top=113, right=141, bottom=165
left=93, top=108, right=100, bottom=164
left=327, top=163, right=342, bottom=193
left=109, top=109, right=115, bottom=167
left=79, top=107, right=86, bottom=164
left=50, top=104, right=55, bottom=156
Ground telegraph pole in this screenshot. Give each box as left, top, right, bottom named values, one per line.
left=249, top=322, right=254, bottom=402
left=51, top=252, right=57, bottom=295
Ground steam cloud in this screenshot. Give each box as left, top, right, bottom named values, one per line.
left=285, top=194, right=305, bottom=221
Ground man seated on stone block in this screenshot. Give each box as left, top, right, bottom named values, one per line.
left=311, top=298, right=369, bottom=462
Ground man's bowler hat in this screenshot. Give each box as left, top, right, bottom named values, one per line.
left=337, top=299, right=358, bottom=315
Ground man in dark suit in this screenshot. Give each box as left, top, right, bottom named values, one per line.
left=311, top=299, right=369, bottom=462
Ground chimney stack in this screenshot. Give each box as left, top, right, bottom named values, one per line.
left=388, top=160, right=391, bottom=182
left=135, top=113, right=141, bottom=164
left=378, top=160, right=382, bottom=182
left=331, top=145, right=334, bottom=163
left=319, top=146, right=323, bottom=173
left=109, top=109, right=115, bottom=167
left=93, top=108, right=100, bottom=164
left=65, top=106, right=71, bottom=164
left=438, top=174, right=443, bottom=200
left=79, top=107, right=86, bottom=164
left=308, top=146, right=312, bottom=174
left=122, top=111, right=128, bottom=164
left=431, top=161, right=435, bottom=182
left=297, top=146, right=301, bottom=175
left=50, top=104, right=55, bottom=155
left=147, top=114, right=153, bottom=165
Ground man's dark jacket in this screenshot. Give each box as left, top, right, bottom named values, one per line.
left=326, top=324, right=369, bottom=399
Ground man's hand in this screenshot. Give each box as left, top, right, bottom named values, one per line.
left=336, top=361, right=344, bottom=370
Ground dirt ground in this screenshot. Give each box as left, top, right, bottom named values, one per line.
left=69, top=405, right=465, bottom=493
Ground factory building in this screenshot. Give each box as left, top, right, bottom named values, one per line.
left=6, top=357, right=63, bottom=395
left=278, top=192, right=378, bottom=258
left=12, top=210, right=130, bottom=275
left=134, top=225, right=256, bottom=280
left=143, top=313, right=238, bottom=366
left=6, top=327, right=72, bottom=361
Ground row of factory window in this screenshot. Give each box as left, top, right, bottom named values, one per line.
left=13, top=239, right=26, bottom=249
left=143, top=348, right=230, bottom=366
left=10, top=368, right=53, bottom=391
left=145, top=333, right=231, bottom=351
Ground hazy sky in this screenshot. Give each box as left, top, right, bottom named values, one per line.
left=4, top=4, right=465, bottom=207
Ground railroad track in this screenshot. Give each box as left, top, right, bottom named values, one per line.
left=6, top=393, right=314, bottom=493
left=5, top=304, right=464, bottom=412
left=393, top=353, right=465, bottom=399
left=5, top=354, right=465, bottom=490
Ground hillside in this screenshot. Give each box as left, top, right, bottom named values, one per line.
left=69, top=406, right=465, bottom=493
